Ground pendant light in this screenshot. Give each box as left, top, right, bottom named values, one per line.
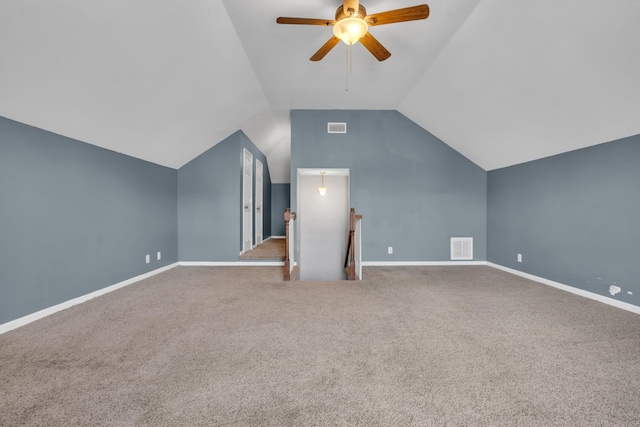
left=318, top=172, right=327, bottom=196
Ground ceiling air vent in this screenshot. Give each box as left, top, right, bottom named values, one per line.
left=451, top=237, right=473, bottom=260
left=327, top=122, right=347, bottom=134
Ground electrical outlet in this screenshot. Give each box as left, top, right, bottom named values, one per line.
left=517, top=253, right=522, bottom=263
left=157, top=251, right=161, bottom=260
left=145, top=254, right=150, bottom=264
left=388, top=246, right=393, bottom=254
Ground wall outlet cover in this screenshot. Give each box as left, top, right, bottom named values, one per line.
left=157, top=251, right=161, bottom=260
left=145, top=254, right=150, bottom=264
left=388, top=247, right=393, bottom=254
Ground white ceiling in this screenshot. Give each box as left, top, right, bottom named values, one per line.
left=1, top=0, right=639, bottom=183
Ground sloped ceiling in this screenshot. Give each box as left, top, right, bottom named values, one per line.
left=400, top=0, right=640, bottom=170
left=1, top=0, right=639, bottom=183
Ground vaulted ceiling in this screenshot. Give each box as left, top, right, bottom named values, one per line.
left=1, top=0, right=639, bottom=183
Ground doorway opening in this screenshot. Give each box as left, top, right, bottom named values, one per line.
left=297, top=168, right=350, bottom=281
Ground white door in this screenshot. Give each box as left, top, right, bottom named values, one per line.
left=255, top=159, right=264, bottom=246
left=242, top=148, right=253, bottom=254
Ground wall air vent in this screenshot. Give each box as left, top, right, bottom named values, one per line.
left=327, top=122, right=347, bottom=134
left=451, top=237, right=473, bottom=260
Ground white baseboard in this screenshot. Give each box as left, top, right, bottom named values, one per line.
left=4, top=261, right=635, bottom=335
left=180, top=261, right=284, bottom=267
left=363, top=261, right=487, bottom=267
left=0, top=262, right=179, bottom=335
left=270, top=236, right=285, bottom=239
left=488, top=262, right=640, bottom=315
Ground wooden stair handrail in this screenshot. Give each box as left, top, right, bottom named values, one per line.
left=345, top=208, right=363, bottom=280
left=284, top=208, right=297, bottom=281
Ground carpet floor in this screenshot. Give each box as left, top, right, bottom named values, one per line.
left=1, top=266, right=639, bottom=426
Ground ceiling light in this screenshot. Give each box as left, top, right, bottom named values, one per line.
left=333, top=17, right=368, bottom=45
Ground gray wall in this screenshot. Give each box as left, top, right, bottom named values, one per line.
left=178, top=130, right=271, bottom=261
left=487, top=135, right=640, bottom=306
left=0, top=117, right=178, bottom=324
left=271, top=183, right=290, bottom=236
left=291, top=110, right=487, bottom=262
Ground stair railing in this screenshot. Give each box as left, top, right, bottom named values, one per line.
left=344, top=208, right=363, bottom=280
left=284, top=208, right=297, bottom=281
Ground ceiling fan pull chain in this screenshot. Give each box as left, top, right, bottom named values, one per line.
left=345, top=44, right=349, bottom=91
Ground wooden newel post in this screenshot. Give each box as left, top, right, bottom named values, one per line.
left=348, top=208, right=356, bottom=280
left=284, top=208, right=296, bottom=280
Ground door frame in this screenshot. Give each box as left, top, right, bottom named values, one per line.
left=242, top=148, right=253, bottom=255
left=255, top=159, right=264, bottom=246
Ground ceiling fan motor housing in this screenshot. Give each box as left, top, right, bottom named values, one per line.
left=335, top=5, right=367, bottom=21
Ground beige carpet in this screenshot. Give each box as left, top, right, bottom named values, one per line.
left=1, top=266, right=639, bottom=426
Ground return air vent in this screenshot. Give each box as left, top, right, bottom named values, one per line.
left=451, top=237, right=473, bottom=260
left=327, top=122, right=347, bottom=134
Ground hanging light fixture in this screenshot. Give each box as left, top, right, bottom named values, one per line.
left=318, top=172, right=327, bottom=196
left=331, top=6, right=368, bottom=91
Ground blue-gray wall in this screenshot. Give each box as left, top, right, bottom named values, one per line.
left=0, top=117, right=178, bottom=324
left=178, top=130, right=271, bottom=261
left=6, top=108, right=637, bottom=324
left=291, top=110, right=487, bottom=262
left=488, top=135, right=640, bottom=306
left=271, top=183, right=290, bottom=236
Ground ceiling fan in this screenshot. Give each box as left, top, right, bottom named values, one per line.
left=276, top=0, right=429, bottom=62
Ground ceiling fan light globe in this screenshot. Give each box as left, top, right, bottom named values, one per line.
left=333, top=17, right=368, bottom=45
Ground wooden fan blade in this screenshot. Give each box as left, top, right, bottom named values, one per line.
left=366, top=4, right=430, bottom=26
left=276, top=17, right=336, bottom=26
left=310, top=36, right=341, bottom=61
left=359, top=32, right=391, bottom=61
left=343, top=0, right=360, bottom=16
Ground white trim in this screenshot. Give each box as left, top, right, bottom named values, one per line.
left=0, top=263, right=179, bottom=335
left=297, top=168, right=350, bottom=176
left=242, top=148, right=253, bottom=254
left=6, top=261, right=634, bottom=335
left=180, top=261, right=284, bottom=267
left=363, top=261, right=487, bottom=267
left=488, top=262, right=640, bottom=315
left=270, top=236, right=285, bottom=239
left=255, top=159, right=264, bottom=246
